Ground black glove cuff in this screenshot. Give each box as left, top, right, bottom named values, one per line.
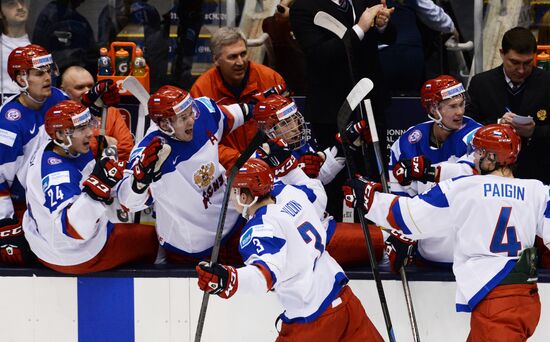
left=82, top=186, right=114, bottom=204
left=131, top=179, right=149, bottom=194
left=424, top=166, right=437, bottom=183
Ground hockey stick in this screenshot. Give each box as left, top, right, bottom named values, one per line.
left=122, top=76, right=150, bottom=142
left=194, top=130, right=267, bottom=342
left=337, top=80, right=396, bottom=342
left=364, top=98, right=421, bottom=342
left=317, top=10, right=421, bottom=342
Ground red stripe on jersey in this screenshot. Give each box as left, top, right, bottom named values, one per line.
left=254, top=263, right=274, bottom=290
left=0, top=189, right=10, bottom=197
left=386, top=197, right=400, bottom=230
left=65, top=214, right=84, bottom=240
left=220, top=105, right=236, bottom=133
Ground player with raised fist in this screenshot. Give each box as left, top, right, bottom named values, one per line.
left=22, top=100, right=158, bottom=274
left=117, top=85, right=255, bottom=265
left=197, top=159, right=384, bottom=341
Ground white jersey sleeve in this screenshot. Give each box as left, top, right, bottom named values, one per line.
left=275, top=167, right=327, bottom=220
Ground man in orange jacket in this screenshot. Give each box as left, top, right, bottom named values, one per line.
left=191, top=27, right=286, bottom=169
left=61, top=65, right=134, bottom=161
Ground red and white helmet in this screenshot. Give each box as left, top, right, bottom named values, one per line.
left=7, top=44, right=55, bottom=82
left=254, top=95, right=310, bottom=150
left=471, top=124, right=521, bottom=166
left=148, top=85, right=198, bottom=137
left=420, top=75, right=465, bottom=112
left=233, top=158, right=275, bottom=197
left=45, top=100, right=94, bottom=138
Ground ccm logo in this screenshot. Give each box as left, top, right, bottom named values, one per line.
left=0, top=227, right=22, bottom=237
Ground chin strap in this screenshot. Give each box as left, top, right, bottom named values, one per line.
left=428, top=107, right=453, bottom=132
left=237, top=193, right=258, bottom=219
left=53, top=134, right=79, bottom=158
left=19, top=75, right=46, bottom=104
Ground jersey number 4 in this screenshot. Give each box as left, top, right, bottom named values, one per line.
left=490, top=207, right=521, bottom=257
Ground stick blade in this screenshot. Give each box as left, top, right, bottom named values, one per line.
left=122, top=76, right=150, bottom=107
left=337, top=78, right=374, bottom=134
left=314, top=11, right=347, bottom=39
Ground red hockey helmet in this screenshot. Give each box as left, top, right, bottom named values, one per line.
left=7, top=44, right=54, bottom=81
left=471, top=124, right=521, bottom=166
left=233, top=158, right=275, bottom=197
left=148, top=85, right=198, bottom=124
left=45, top=100, right=93, bottom=139
left=420, top=75, right=465, bottom=111
left=253, top=94, right=309, bottom=150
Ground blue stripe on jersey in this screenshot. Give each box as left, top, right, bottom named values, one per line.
left=418, top=185, right=450, bottom=208
left=240, top=234, right=286, bottom=258
left=456, top=259, right=517, bottom=313
left=252, top=259, right=278, bottom=287
left=280, top=272, right=348, bottom=323
left=291, top=185, right=317, bottom=203
left=77, top=278, right=134, bottom=342
left=389, top=199, right=413, bottom=234
left=544, top=201, right=550, bottom=219
left=271, top=183, right=317, bottom=204
left=326, top=218, right=336, bottom=244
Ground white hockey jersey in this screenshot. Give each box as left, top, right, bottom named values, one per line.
left=366, top=174, right=550, bottom=312
left=238, top=180, right=347, bottom=322
left=117, top=97, right=247, bottom=257
left=0, top=88, right=68, bottom=219
left=22, top=143, right=116, bottom=266
left=388, top=117, right=480, bottom=264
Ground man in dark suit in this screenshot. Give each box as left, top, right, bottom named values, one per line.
left=290, top=0, right=396, bottom=220
left=467, top=27, right=550, bottom=184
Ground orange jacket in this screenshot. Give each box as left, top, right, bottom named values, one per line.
left=191, top=61, right=286, bottom=169
left=89, top=107, right=134, bottom=162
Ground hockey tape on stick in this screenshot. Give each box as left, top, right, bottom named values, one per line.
left=195, top=130, right=266, bottom=342
left=336, top=78, right=374, bottom=137
left=122, top=76, right=150, bottom=108
left=314, top=11, right=347, bottom=39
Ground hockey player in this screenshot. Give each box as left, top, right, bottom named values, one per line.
left=22, top=100, right=159, bottom=274
left=0, top=44, right=119, bottom=265
left=252, top=94, right=385, bottom=266
left=388, top=75, right=482, bottom=267
left=349, top=124, right=547, bottom=340
left=196, top=158, right=383, bottom=341
left=117, top=85, right=253, bottom=264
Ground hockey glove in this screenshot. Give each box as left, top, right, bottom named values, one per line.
left=342, top=176, right=382, bottom=213
left=81, top=79, right=120, bottom=116
left=392, top=156, right=437, bottom=186
left=83, top=157, right=126, bottom=203
left=385, top=229, right=417, bottom=273
left=298, top=152, right=324, bottom=178
left=196, top=261, right=238, bottom=299
left=132, top=137, right=171, bottom=193
left=257, top=138, right=298, bottom=177
left=0, top=217, right=36, bottom=266
left=336, top=120, right=372, bottom=151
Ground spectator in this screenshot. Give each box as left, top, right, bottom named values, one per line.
left=379, top=0, right=459, bottom=93
left=61, top=66, right=134, bottom=161
left=32, top=0, right=97, bottom=76
left=261, top=0, right=307, bottom=95
left=0, top=0, right=30, bottom=99
left=23, top=100, right=158, bottom=274
left=387, top=75, right=481, bottom=266
left=537, top=9, right=550, bottom=44
left=117, top=85, right=253, bottom=265
left=0, top=44, right=67, bottom=266
left=467, top=27, right=550, bottom=185
left=190, top=27, right=286, bottom=170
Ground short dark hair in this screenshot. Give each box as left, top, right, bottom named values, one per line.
left=501, top=27, right=537, bottom=54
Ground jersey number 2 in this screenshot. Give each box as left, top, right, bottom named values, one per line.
left=490, top=207, right=521, bottom=257
left=297, top=222, right=324, bottom=254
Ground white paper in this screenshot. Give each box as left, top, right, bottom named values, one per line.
left=512, top=115, right=534, bottom=125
